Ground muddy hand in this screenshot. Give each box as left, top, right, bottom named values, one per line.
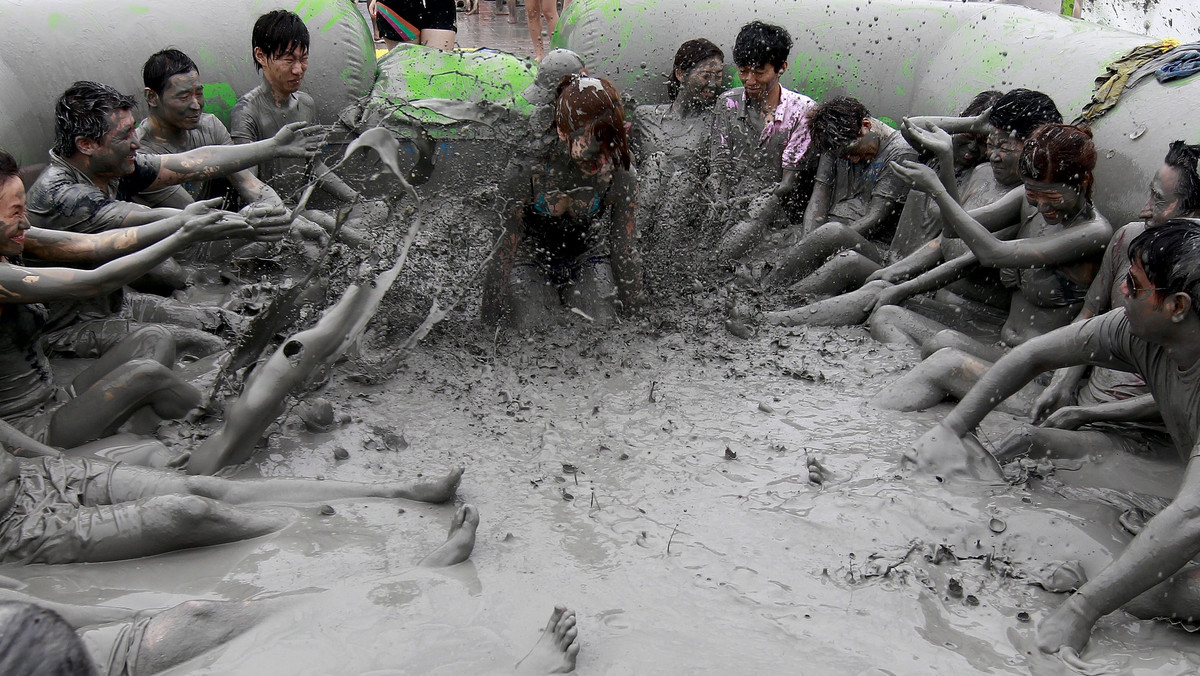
left=181, top=207, right=251, bottom=243
left=906, top=423, right=1003, bottom=481
left=806, top=454, right=830, bottom=485
left=1041, top=406, right=1086, bottom=431
left=902, top=119, right=953, bottom=157
left=272, top=121, right=325, bottom=159
left=888, top=159, right=942, bottom=195
left=240, top=201, right=293, bottom=242
left=1030, top=379, right=1072, bottom=424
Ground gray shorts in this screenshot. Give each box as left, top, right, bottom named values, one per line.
left=80, top=614, right=152, bottom=676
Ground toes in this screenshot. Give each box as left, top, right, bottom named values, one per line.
left=451, top=505, right=468, bottom=528
left=557, top=625, right=578, bottom=650
left=461, top=504, right=480, bottom=527
left=545, top=606, right=566, bottom=632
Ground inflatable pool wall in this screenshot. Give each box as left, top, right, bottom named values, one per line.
left=556, top=0, right=1200, bottom=225
left=0, top=0, right=375, bottom=166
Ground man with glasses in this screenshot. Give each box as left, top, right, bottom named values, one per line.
left=993, top=141, right=1200, bottom=464
left=907, top=219, right=1200, bottom=662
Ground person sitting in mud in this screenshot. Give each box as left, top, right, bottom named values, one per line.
left=994, top=140, right=1200, bottom=463
left=0, top=149, right=287, bottom=463
left=871, top=123, right=1112, bottom=413
left=232, top=10, right=369, bottom=247
left=764, top=88, right=1061, bottom=327
left=631, top=38, right=725, bottom=285
left=906, top=220, right=1200, bottom=665
left=0, top=591, right=579, bottom=675
left=709, top=22, right=816, bottom=262
left=759, top=96, right=917, bottom=287
left=482, top=74, right=641, bottom=330
left=24, top=80, right=318, bottom=359
left=135, top=49, right=286, bottom=213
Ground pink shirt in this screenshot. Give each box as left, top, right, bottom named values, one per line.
left=712, top=85, right=815, bottom=184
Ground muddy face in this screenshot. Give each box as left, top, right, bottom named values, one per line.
left=986, top=131, right=1022, bottom=186
left=1140, top=163, right=1186, bottom=226
left=1121, top=258, right=1173, bottom=342
left=563, top=127, right=613, bottom=178
left=0, top=176, right=29, bottom=259
left=952, top=132, right=985, bottom=172
left=736, top=62, right=782, bottom=107
left=151, top=70, right=205, bottom=132
left=677, top=56, right=724, bottom=108
left=1022, top=178, right=1083, bottom=226
left=256, top=45, right=309, bottom=98
left=92, top=109, right=140, bottom=178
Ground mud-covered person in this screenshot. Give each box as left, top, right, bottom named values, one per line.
left=24, top=80, right=318, bottom=358
left=906, top=220, right=1200, bottom=666
left=762, top=97, right=917, bottom=288
left=993, top=140, right=1200, bottom=463
left=709, top=22, right=816, bottom=262
left=483, top=74, right=641, bottom=331
left=631, top=38, right=725, bottom=283
left=231, top=9, right=374, bottom=247
left=871, top=124, right=1113, bottom=413
left=0, top=149, right=285, bottom=465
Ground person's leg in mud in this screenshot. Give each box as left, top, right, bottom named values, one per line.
left=1123, top=564, right=1200, bottom=624
left=764, top=280, right=891, bottom=327
left=68, top=325, right=175, bottom=395
left=919, top=328, right=1007, bottom=362
left=993, top=426, right=1130, bottom=464
left=509, top=263, right=561, bottom=332
left=564, top=258, right=617, bottom=325
left=46, top=358, right=202, bottom=449
left=784, top=250, right=883, bottom=301
left=132, top=597, right=300, bottom=675
left=872, top=346, right=1040, bottom=413
left=763, top=222, right=885, bottom=287
left=868, top=305, right=951, bottom=348
left=515, top=606, right=580, bottom=674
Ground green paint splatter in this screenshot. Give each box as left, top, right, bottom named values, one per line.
left=203, top=82, right=238, bottom=126
left=127, top=5, right=149, bottom=15
left=371, top=46, right=537, bottom=125
left=48, top=12, right=64, bottom=29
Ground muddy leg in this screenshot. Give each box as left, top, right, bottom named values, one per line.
left=47, top=360, right=201, bottom=448
left=920, top=328, right=1006, bottom=362
left=509, top=265, right=560, bottom=332
left=418, top=504, right=480, bottom=567
left=136, top=597, right=298, bottom=674
left=994, top=426, right=1127, bottom=463
left=786, top=250, right=882, bottom=299
left=765, top=223, right=882, bottom=287
left=764, top=280, right=889, bottom=327
left=871, top=347, right=993, bottom=412
left=868, top=306, right=950, bottom=348
left=70, top=326, right=175, bottom=395
left=1125, top=564, right=1200, bottom=623
left=515, top=606, right=579, bottom=674
left=566, top=260, right=616, bottom=325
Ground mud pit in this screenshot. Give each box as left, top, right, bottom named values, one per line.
left=6, top=302, right=1200, bottom=673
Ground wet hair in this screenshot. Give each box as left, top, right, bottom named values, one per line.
left=987, top=89, right=1062, bottom=141
left=52, top=81, right=137, bottom=158
left=0, top=601, right=97, bottom=676
left=142, top=49, right=199, bottom=96
left=553, top=73, right=632, bottom=171
left=1127, top=218, right=1200, bottom=311
left=252, top=10, right=310, bottom=71
left=668, top=38, right=724, bottom=101
left=1164, top=140, right=1200, bottom=214
left=809, top=96, right=870, bottom=155
left=1018, top=123, right=1096, bottom=199
left=732, top=21, right=791, bottom=71
left=961, top=90, right=1002, bottom=118
left=0, top=149, right=17, bottom=182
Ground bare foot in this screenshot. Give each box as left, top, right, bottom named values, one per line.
left=806, top=454, right=830, bottom=485
left=419, top=504, right=479, bottom=567
left=401, top=466, right=464, bottom=503
left=515, top=606, right=579, bottom=674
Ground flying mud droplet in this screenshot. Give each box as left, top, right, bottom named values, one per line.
left=988, top=517, right=1006, bottom=534
left=319, top=504, right=336, bottom=516
left=562, top=463, right=578, bottom=474
left=1016, top=611, right=1031, bottom=623
left=618, top=452, right=630, bottom=460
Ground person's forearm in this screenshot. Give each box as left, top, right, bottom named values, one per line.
left=803, top=182, right=832, bottom=232
left=1071, top=393, right=1160, bottom=425
left=153, top=137, right=287, bottom=189
left=881, top=240, right=943, bottom=281
left=896, top=252, right=978, bottom=299
left=849, top=200, right=896, bottom=238
left=120, top=206, right=180, bottom=228
left=232, top=170, right=283, bottom=206
left=316, top=162, right=359, bottom=203
left=26, top=215, right=186, bottom=264
left=906, top=114, right=983, bottom=135
left=772, top=169, right=798, bottom=198
left=934, top=149, right=961, bottom=203
left=928, top=187, right=1009, bottom=262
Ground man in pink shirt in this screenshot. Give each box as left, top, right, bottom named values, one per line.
left=710, top=21, right=817, bottom=260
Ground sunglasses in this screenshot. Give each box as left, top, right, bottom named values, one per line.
left=1124, top=268, right=1168, bottom=300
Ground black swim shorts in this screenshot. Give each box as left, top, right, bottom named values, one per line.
left=376, top=0, right=457, bottom=42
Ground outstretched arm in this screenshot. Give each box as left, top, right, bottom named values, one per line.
left=904, top=110, right=991, bottom=137
left=146, top=122, right=322, bottom=191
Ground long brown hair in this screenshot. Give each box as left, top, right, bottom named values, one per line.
left=1019, top=123, right=1097, bottom=199
left=554, top=74, right=632, bottom=171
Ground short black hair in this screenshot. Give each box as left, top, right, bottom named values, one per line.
left=52, top=81, right=137, bottom=158
left=961, top=90, right=1002, bottom=118
left=0, top=601, right=97, bottom=676
left=988, top=89, right=1062, bottom=141
left=1128, top=218, right=1200, bottom=313
left=143, top=49, right=199, bottom=96
left=252, top=10, right=310, bottom=71
left=0, top=149, right=17, bottom=182
left=810, top=96, right=869, bottom=155
left=1164, top=140, right=1200, bottom=214
left=732, top=21, right=791, bottom=71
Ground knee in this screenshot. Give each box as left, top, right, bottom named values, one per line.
left=868, top=304, right=903, bottom=330
left=921, top=346, right=968, bottom=372
left=155, top=494, right=216, bottom=523
left=122, top=358, right=175, bottom=385
left=920, top=329, right=964, bottom=358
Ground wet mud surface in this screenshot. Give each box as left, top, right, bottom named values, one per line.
left=9, top=294, right=1200, bottom=673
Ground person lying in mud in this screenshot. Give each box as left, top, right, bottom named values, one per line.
left=761, top=92, right=1000, bottom=305
left=632, top=38, right=725, bottom=277
left=993, top=140, right=1200, bottom=463
left=758, top=96, right=917, bottom=288
left=871, top=123, right=1112, bottom=413
left=232, top=10, right=371, bottom=247
left=0, top=149, right=286, bottom=460
left=24, top=80, right=319, bottom=358
left=482, top=74, right=641, bottom=330
left=0, top=594, right=579, bottom=675
left=764, top=88, right=1062, bottom=327
left=0, top=441, right=466, bottom=564
left=709, top=21, right=816, bottom=262
left=906, top=220, right=1200, bottom=665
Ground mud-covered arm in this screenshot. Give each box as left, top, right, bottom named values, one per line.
left=481, top=162, right=528, bottom=324
left=315, top=160, right=359, bottom=203
left=802, top=153, right=835, bottom=233
left=229, top=168, right=284, bottom=206
left=22, top=210, right=201, bottom=264
left=905, top=111, right=990, bottom=137
left=608, top=167, right=643, bottom=310
left=0, top=203, right=249, bottom=304
left=869, top=238, right=944, bottom=283
left=847, top=196, right=899, bottom=239
left=900, top=119, right=961, bottom=203
left=1045, top=393, right=1160, bottom=429
left=145, top=121, right=322, bottom=191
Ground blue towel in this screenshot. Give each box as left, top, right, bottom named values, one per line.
left=1158, top=49, right=1200, bottom=83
